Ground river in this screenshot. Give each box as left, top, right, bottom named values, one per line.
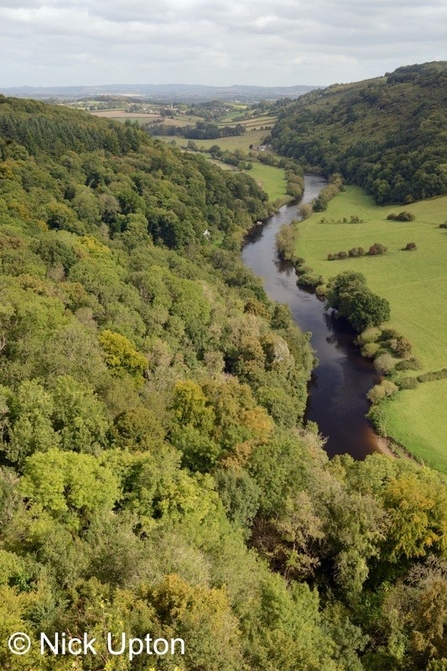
left=242, top=174, right=381, bottom=459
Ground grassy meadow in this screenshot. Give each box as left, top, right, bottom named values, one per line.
left=178, top=128, right=270, bottom=152
left=245, top=163, right=289, bottom=202
left=296, top=186, right=447, bottom=469
left=382, top=380, right=447, bottom=473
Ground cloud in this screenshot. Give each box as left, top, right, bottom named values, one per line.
left=0, top=0, right=446, bottom=87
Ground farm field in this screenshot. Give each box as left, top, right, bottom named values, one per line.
left=89, top=110, right=205, bottom=126
left=159, top=129, right=289, bottom=203
left=296, top=185, right=447, bottom=468
left=90, top=110, right=161, bottom=119
left=382, top=380, right=447, bottom=474
left=246, top=162, right=288, bottom=202
left=216, top=114, right=276, bottom=130
left=179, top=128, right=270, bottom=152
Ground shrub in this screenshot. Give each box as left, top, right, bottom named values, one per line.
left=374, top=353, right=397, bottom=375
left=299, top=203, right=313, bottom=219
left=398, top=377, right=419, bottom=390
left=298, top=273, right=323, bottom=288
left=417, top=368, right=447, bottom=383
left=328, top=246, right=365, bottom=260
left=276, top=223, right=297, bottom=261
left=368, top=242, right=387, bottom=255
left=387, top=211, right=415, bottom=221
left=367, top=379, right=398, bottom=404
left=367, top=402, right=388, bottom=435
left=403, top=242, right=417, bottom=250
left=439, top=222, right=447, bottom=229
left=395, top=358, right=423, bottom=371
left=297, top=265, right=314, bottom=275
left=389, top=336, right=412, bottom=358
left=315, top=283, right=327, bottom=298
left=356, top=326, right=382, bottom=346
left=361, top=342, right=381, bottom=358
left=313, top=196, right=327, bottom=211
left=379, top=328, right=401, bottom=341
left=348, top=246, right=366, bottom=257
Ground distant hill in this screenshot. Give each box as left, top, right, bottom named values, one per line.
left=0, top=82, right=318, bottom=103
left=270, top=62, right=447, bottom=204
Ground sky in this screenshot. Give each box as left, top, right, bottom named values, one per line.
left=0, top=0, right=446, bottom=89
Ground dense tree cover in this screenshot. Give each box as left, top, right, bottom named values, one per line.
left=148, top=121, right=246, bottom=140
left=0, top=98, right=447, bottom=670
left=326, top=271, right=391, bottom=332
left=270, top=62, right=447, bottom=204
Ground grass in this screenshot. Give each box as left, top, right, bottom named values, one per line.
left=216, top=115, right=276, bottom=130
left=382, top=380, right=447, bottom=474
left=246, top=163, right=288, bottom=202
left=89, top=112, right=204, bottom=126
left=183, top=129, right=270, bottom=152
left=296, top=185, right=447, bottom=468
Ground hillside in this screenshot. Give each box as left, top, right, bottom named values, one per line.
left=270, top=62, right=447, bottom=203
left=1, top=97, right=447, bottom=670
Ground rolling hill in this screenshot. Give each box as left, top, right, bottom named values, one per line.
left=270, top=61, right=447, bottom=204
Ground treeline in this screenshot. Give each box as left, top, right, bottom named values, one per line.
left=270, top=62, right=447, bottom=204
left=1, top=98, right=447, bottom=670
left=147, top=120, right=246, bottom=140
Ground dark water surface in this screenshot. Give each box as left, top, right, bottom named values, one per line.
left=242, top=174, right=380, bottom=459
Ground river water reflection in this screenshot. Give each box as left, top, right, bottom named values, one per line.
left=242, top=174, right=380, bottom=459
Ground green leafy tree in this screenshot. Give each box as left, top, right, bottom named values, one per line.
left=0, top=381, right=59, bottom=465
left=327, top=271, right=390, bottom=332
left=98, top=329, right=147, bottom=380
left=51, top=375, right=110, bottom=454
left=20, top=449, right=120, bottom=530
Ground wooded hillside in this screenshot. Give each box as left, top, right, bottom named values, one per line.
left=270, top=62, right=447, bottom=204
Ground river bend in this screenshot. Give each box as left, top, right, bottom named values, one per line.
left=242, top=174, right=380, bottom=459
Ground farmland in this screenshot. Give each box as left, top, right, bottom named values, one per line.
left=295, top=185, right=447, bottom=469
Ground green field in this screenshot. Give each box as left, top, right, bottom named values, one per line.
left=184, top=129, right=270, bottom=152
left=244, top=163, right=288, bottom=202
left=216, top=115, right=276, bottom=130
left=382, top=380, right=447, bottom=473
left=296, top=186, right=447, bottom=469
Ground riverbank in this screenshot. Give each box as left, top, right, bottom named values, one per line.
left=292, top=185, right=447, bottom=472
left=242, top=175, right=384, bottom=461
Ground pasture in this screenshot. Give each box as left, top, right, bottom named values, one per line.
left=181, top=129, right=270, bottom=152
left=296, top=186, right=447, bottom=468
left=381, top=380, right=447, bottom=474
left=247, top=163, right=288, bottom=202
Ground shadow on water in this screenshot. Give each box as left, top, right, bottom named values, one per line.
left=242, top=174, right=380, bottom=459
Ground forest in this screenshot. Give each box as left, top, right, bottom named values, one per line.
left=0, top=95, right=447, bottom=670
left=270, top=62, right=447, bottom=204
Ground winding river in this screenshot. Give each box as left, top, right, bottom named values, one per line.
left=242, top=174, right=381, bottom=459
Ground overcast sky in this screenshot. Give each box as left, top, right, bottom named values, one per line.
left=0, top=0, right=446, bottom=88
